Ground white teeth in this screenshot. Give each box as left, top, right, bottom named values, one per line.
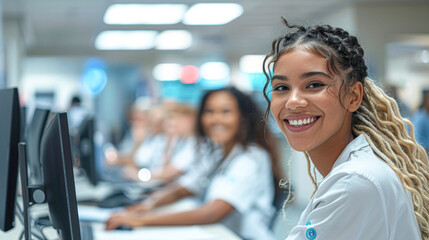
left=288, top=117, right=317, bottom=126
left=212, top=125, right=226, bottom=132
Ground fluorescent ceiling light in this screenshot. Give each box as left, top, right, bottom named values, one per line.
left=156, top=30, right=192, bottom=50
left=104, top=4, right=187, bottom=25
left=200, top=62, right=230, bottom=80
left=153, top=63, right=182, bottom=81
left=239, top=55, right=265, bottom=73
left=183, top=3, right=243, bottom=25
left=95, top=30, right=157, bottom=50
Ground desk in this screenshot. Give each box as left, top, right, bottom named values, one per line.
left=92, top=223, right=242, bottom=240
left=0, top=216, right=241, bottom=240
left=1, top=179, right=242, bottom=240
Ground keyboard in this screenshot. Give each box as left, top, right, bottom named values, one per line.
left=97, top=191, right=146, bottom=208
left=80, top=222, right=94, bottom=240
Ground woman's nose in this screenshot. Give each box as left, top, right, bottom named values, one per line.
left=285, top=89, right=308, bottom=110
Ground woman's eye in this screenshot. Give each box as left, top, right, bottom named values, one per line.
left=204, top=109, right=214, bottom=114
left=274, top=85, right=289, bottom=91
left=307, top=82, right=325, bottom=88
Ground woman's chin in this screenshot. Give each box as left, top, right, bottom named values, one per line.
left=287, top=140, right=312, bottom=152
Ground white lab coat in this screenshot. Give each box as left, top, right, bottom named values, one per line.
left=134, top=134, right=167, bottom=168
left=134, top=134, right=197, bottom=173
left=286, top=135, right=421, bottom=240
left=169, top=136, right=197, bottom=173
left=179, top=143, right=276, bottom=240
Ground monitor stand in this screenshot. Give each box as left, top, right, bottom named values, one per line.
left=18, top=142, right=47, bottom=240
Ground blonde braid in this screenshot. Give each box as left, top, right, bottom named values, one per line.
left=353, top=78, right=429, bottom=239
left=304, top=151, right=318, bottom=196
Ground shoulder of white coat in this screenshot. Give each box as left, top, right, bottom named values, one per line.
left=326, top=146, right=402, bottom=198
left=241, top=144, right=271, bottom=162
left=230, top=144, right=271, bottom=170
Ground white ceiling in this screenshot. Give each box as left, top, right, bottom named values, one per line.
left=2, top=0, right=426, bottom=66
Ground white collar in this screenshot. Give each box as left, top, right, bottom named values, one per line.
left=318, top=134, right=369, bottom=184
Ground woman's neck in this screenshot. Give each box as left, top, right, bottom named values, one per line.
left=223, top=140, right=238, bottom=157
left=307, top=131, right=354, bottom=178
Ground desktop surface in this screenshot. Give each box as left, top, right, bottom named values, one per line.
left=0, top=213, right=242, bottom=240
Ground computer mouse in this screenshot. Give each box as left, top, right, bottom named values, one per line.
left=114, top=225, right=133, bottom=231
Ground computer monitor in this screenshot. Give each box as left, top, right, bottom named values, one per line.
left=0, top=88, right=21, bottom=232
left=25, top=108, right=50, bottom=185
left=41, top=112, right=81, bottom=239
left=19, top=112, right=81, bottom=240
left=77, top=116, right=98, bottom=185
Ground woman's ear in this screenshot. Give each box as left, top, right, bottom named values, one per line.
left=347, top=81, right=363, bottom=112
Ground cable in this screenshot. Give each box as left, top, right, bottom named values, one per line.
left=15, top=200, right=24, bottom=225
left=34, top=224, right=49, bottom=240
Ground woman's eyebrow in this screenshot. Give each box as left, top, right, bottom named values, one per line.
left=300, top=71, right=333, bottom=80
left=271, top=75, right=288, bottom=81
left=272, top=71, right=333, bottom=82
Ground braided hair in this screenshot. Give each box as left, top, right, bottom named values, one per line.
left=263, top=17, right=429, bottom=239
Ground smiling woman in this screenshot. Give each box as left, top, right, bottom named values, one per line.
left=263, top=18, right=429, bottom=240
left=105, top=87, right=283, bottom=240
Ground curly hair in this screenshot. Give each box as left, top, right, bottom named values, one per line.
left=263, top=17, right=429, bottom=239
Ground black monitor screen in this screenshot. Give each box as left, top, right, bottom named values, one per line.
left=26, top=108, right=50, bottom=185
left=0, top=88, right=20, bottom=232
left=78, top=116, right=97, bottom=185
left=40, top=112, right=81, bottom=240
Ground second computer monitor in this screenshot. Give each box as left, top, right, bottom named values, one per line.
left=40, top=112, right=81, bottom=240
left=25, top=108, right=50, bottom=185
left=78, top=116, right=98, bottom=185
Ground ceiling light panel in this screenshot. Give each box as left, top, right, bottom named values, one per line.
left=183, top=3, right=243, bottom=25
left=153, top=63, right=182, bottom=81
left=95, top=30, right=157, bottom=50
left=104, top=4, right=187, bottom=25
left=156, top=30, right=192, bottom=50
left=239, top=55, right=265, bottom=73
left=200, top=62, right=230, bottom=80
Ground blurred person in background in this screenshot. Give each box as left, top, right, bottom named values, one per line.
left=122, top=102, right=198, bottom=183
left=413, top=90, right=429, bottom=153
left=113, top=97, right=153, bottom=164
left=384, top=85, right=413, bottom=120
left=149, top=103, right=198, bottom=182
left=67, top=95, right=89, bottom=132
left=105, top=87, right=283, bottom=240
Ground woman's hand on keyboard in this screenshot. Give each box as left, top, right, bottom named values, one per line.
left=105, top=212, right=145, bottom=230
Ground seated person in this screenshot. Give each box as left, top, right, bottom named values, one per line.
left=105, top=87, right=283, bottom=240
left=104, top=97, right=154, bottom=168
left=149, top=103, right=198, bottom=182
left=117, top=102, right=199, bottom=183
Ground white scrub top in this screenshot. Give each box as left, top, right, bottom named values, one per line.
left=179, top=143, right=276, bottom=240
left=170, top=136, right=197, bottom=173
left=134, top=134, right=167, bottom=168
left=134, top=134, right=197, bottom=173
left=286, top=135, right=421, bottom=240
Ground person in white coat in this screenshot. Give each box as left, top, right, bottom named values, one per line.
left=105, top=87, right=283, bottom=240
left=263, top=18, right=429, bottom=239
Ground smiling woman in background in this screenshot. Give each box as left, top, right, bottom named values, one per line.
left=264, top=18, right=429, bottom=239
left=106, top=87, right=283, bottom=240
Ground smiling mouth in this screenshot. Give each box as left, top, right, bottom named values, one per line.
left=287, top=116, right=319, bottom=126
left=283, top=116, right=320, bottom=132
